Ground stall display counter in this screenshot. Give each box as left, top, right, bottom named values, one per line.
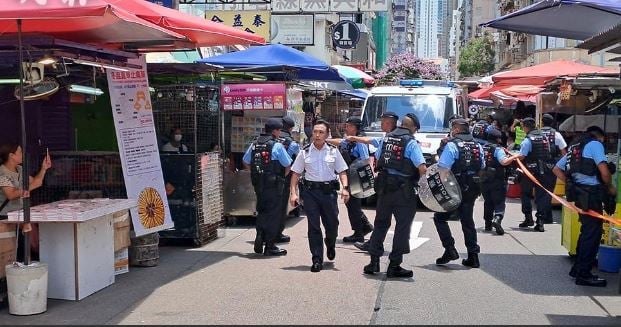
left=5, top=198, right=136, bottom=301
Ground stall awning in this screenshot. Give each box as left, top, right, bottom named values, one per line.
left=481, top=0, right=621, bottom=40
left=0, top=0, right=184, bottom=46
left=577, top=22, right=621, bottom=54
left=110, top=0, right=265, bottom=49
left=490, top=85, right=544, bottom=105
left=197, top=44, right=345, bottom=82
left=492, top=60, right=618, bottom=86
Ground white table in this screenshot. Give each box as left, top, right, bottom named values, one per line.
left=7, top=198, right=136, bottom=301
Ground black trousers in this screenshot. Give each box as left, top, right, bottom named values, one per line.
left=573, top=186, right=604, bottom=278
left=301, top=188, right=339, bottom=264
left=345, top=196, right=371, bottom=233
left=278, top=173, right=293, bottom=235
left=254, top=179, right=285, bottom=245
left=482, top=181, right=507, bottom=222
left=434, top=184, right=480, bottom=254
left=368, top=189, right=416, bottom=265
left=520, top=169, right=556, bottom=221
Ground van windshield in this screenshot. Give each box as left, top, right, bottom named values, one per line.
left=361, top=95, right=454, bottom=133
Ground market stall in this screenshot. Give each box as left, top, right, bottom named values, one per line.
left=147, top=62, right=225, bottom=246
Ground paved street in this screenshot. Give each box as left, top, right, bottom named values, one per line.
left=2, top=198, right=621, bottom=325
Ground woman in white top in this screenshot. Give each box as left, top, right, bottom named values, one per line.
left=0, top=143, right=52, bottom=217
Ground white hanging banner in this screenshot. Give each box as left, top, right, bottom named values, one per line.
left=107, top=55, right=173, bottom=237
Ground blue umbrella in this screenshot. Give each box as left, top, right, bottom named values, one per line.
left=197, top=44, right=344, bottom=82
left=481, top=0, right=621, bottom=40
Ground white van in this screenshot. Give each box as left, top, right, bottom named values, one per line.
left=360, top=80, right=467, bottom=164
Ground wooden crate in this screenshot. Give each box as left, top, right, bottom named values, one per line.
left=0, top=224, right=16, bottom=308
left=0, top=224, right=16, bottom=278
left=113, top=211, right=130, bottom=252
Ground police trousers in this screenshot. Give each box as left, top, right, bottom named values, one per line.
left=301, top=188, right=339, bottom=264
left=253, top=176, right=285, bottom=245
left=573, top=185, right=604, bottom=277
left=368, top=186, right=417, bottom=265
left=434, top=182, right=480, bottom=254
left=520, top=169, right=556, bottom=221
left=345, top=196, right=371, bottom=233
left=482, top=180, right=507, bottom=222
left=278, top=172, right=293, bottom=235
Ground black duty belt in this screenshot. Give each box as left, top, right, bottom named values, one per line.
left=303, top=180, right=339, bottom=191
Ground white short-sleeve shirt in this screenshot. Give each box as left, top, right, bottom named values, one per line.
left=291, top=143, right=348, bottom=182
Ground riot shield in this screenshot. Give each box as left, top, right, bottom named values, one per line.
left=418, top=163, right=462, bottom=212
left=348, top=158, right=376, bottom=199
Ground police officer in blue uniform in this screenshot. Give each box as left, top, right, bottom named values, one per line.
left=276, top=116, right=301, bottom=243
left=349, top=112, right=427, bottom=278
left=434, top=118, right=484, bottom=268
left=289, top=120, right=350, bottom=273
left=481, top=127, right=516, bottom=235
left=540, top=113, right=567, bottom=223
left=242, top=118, right=292, bottom=256
left=553, top=126, right=616, bottom=287
left=515, top=117, right=553, bottom=232
left=332, top=117, right=374, bottom=243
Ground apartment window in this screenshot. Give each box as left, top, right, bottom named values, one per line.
left=534, top=35, right=567, bottom=50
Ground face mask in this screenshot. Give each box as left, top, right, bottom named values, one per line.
left=174, top=134, right=182, bottom=142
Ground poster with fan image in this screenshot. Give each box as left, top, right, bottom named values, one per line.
left=107, top=55, right=173, bottom=237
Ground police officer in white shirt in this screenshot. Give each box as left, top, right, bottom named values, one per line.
left=290, top=120, right=350, bottom=273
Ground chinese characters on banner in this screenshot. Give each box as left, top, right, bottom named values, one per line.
left=217, top=0, right=389, bottom=11
left=221, top=83, right=287, bottom=111
left=107, top=55, right=174, bottom=237
left=206, top=11, right=271, bottom=41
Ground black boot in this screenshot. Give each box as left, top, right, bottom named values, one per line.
left=343, top=232, right=365, bottom=243
left=254, top=230, right=264, bottom=254
left=534, top=216, right=545, bottom=232
left=462, top=253, right=480, bottom=268
left=364, top=256, right=380, bottom=275
left=519, top=215, right=534, bottom=228
left=436, top=247, right=459, bottom=265
left=354, top=240, right=370, bottom=252
left=263, top=243, right=287, bottom=256
left=484, top=220, right=493, bottom=231
left=387, top=261, right=413, bottom=278
left=275, top=234, right=291, bottom=243
left=576, top=275, right=607, bottom=287
left=325, top=238, right=336, bottom=261
left=492, top=215, right=505, bottom=235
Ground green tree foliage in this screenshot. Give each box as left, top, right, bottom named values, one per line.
left=458, top=37, right=495, bottom=78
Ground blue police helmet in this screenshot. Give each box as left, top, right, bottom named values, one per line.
left=381, top=111, right=399, bottom=120
left=405, top=113, right=421, bottom=130
left=282, top=116, right=295, bottom=129
left=265, top=117, right=283, bottom=131
left=485, top=127, right=503, bottom=142
left=521, top=117, right=536, bottom=129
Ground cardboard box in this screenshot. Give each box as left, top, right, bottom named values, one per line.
left=114, top=248, right=129, bottom=276
left=0, top=224, right=16, bottom=278
left=113, top=211, right=131, bottom=252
